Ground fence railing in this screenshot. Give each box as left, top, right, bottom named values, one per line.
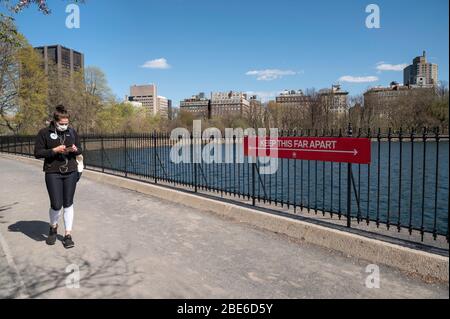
left=1, top=128, right=448, bottom=243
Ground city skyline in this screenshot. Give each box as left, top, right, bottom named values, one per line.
left=8, top=0, right=449, bottom=107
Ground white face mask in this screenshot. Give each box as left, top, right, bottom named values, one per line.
left=56, top=123, right=69, bottom=132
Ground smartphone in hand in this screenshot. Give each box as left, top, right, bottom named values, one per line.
left=64, top=146, right=75, bottom=153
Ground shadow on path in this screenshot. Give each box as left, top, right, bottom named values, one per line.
left=0, top=249, right=143, bottom=299
left=0, top=202, right=19, bottom=213
left=0, top=203, right=19, bottom=224
left=8, top=220, right=64, bottom=242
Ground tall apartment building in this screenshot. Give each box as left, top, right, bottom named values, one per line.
left=210, top=91, right=250, bottom=117
left=128, top=84, right=157, bottom=112
left=318, top=84, right=349, bottom=115
left=34, top=45, right=84, bottom=78
left=404, top=51, right=438, bottom=86
left=167, top=99, right=173, bottom=120
left=157, top=96, right=169, bottom=119
left=127, top=84, right=169, bottom=118
left=276, top=90, right=311, bottom=109
left=180, top=92, right=210, bottom=119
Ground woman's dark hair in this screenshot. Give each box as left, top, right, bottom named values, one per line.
left=53, top=105, right=70, bottom=122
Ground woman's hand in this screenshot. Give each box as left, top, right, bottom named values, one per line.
left=64, top=145, right=78, bottom=153
left=52, top=145, right=67, bottom=154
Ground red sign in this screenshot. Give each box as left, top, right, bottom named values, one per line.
left=244, top=136, right=371, bottom=164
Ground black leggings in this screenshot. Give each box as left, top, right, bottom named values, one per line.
left=45, top=171, right=78, bottom=210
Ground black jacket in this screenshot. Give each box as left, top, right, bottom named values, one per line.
left=34, top=121, right=83, bottom=173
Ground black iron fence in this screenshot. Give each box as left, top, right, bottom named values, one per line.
left=1, top=128, right=448, bottom=242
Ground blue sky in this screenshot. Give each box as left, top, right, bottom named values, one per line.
left=6, top=0, right=449, bottom=106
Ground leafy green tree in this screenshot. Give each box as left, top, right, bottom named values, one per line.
left=0, top=13, right=18, bottom=45
left=14, top=45, right=48, bottom=134
left=0, top=26, right=47, bottom=135
left=95, top=102, right=164, bottom=134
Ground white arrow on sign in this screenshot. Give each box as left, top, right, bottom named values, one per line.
left=249, top=147, right=359, bottom=156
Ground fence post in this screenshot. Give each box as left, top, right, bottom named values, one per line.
left=153, top=130, right=158, bottom=184
left=83, top=135, right=87, bottom=169
left=124, top=134, right=128, bottom=177
left=346, top=123, right=353, bottom=228
left=192, top=132, right=198, bottom=193
left=101, top=135, right=104, bottom=173
left=252, top=159, right=257, bottom=207
left=433, top=127, right=440, bottom=240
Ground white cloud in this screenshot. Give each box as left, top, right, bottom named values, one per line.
left=246, top=69, right=299, bottom=81
left=339, top=75, right=379, bottom=83
left=376, top=62, right=408, bottom=72
left=141, top=58, right=171, bottom=69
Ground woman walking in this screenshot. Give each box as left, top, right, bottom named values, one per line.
left=34, top=105, right=83, bottom=249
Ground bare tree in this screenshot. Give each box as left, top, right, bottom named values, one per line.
left=304, top=88, right=323, bottom=130
left=244, top=100, right=265, bottom=129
